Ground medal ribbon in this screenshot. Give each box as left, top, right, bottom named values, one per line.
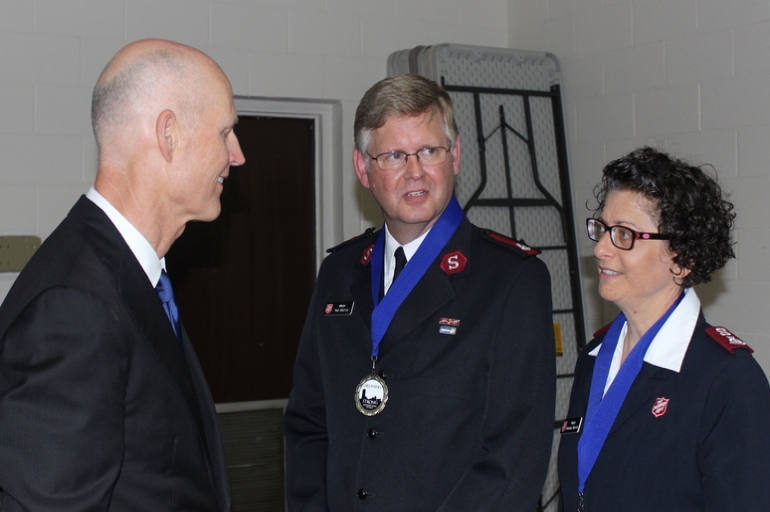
left=368, top=195, right=463, bottom=358
left=577, top=292, right=685, bottom=494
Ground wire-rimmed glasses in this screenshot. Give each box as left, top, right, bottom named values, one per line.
left=367, top=146, right=450, bottom=171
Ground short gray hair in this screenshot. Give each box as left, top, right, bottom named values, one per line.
left=354, top=74, right=458, bottom=158
left=91, top=49, right=198, bottom=147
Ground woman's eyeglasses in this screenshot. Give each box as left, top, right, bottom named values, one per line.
left=586, top=218, right=670, bottom=251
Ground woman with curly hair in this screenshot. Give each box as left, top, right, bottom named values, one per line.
left=558, top=147, right=770, bottom=512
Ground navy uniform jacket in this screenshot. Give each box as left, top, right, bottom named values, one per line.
left=0, top=197, right=230, bottom=511
left=284, top=218, right=556, bottom=512
left=558, top=314, right=770, bottom=512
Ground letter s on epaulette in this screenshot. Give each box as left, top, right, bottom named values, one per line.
left=706, top=326, right=754, bottom=354
left=326, top=227, right=378, bottom=254
left=481, top=229, right=540, bottom=257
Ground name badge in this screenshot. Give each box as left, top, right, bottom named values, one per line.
left=560, top=417, right=583, bottom=434
left=324, top=302, right=354, bottom=316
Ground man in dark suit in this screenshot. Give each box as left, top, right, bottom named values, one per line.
left=284, top=74, right=555, bottom=512
left=0, top=39, right=244, bottom=511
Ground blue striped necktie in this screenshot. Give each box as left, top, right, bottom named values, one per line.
left=156, top=269, right=182, bottom=346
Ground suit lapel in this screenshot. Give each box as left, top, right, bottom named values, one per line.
left=583, top=335, right=673, bottom=437
left=373, top=219, right=470, bottom=358
left=609, top=364, right=670, bottom=435
left=606, top=307, right=706, bottom=436
left=78, top=198, right=213, bottom=464
left=117, top=265, right=209, bottom=443
left=380, top=266, right=455, bottom=355
left=350, top=250, right=456, bottom=359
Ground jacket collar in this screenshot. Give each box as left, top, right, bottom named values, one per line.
left=350, top=218, right=471, bottom=359
left=589, top=287, right=701, bottom=375
left=74, top=197, right=214, bottom=471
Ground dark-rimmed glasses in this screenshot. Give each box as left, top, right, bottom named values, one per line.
left=367, top=146, right=450, bottom=171
left=586, top=218, right=670, bottom=251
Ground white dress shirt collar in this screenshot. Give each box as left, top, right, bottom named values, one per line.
left=86, top=187, right=164, bottom=286
left=383, top=225, right=429, bottom=294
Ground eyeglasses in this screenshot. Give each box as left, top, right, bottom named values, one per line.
left=367, top=146, right=450, bottom=171
left=586, top=218, right=671, bottom=251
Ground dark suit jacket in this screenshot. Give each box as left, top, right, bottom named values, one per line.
left=558, top=314, right=770, bottom=512
left=0, top=197, right=230, bottom=511
left=284, top=218, right=555, bottom=512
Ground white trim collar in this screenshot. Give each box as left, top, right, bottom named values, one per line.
left=588, top=287, right=700, bottom=374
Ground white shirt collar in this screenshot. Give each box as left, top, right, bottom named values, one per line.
left=382, top=224, right=429, bottom=294
left=589, top=287, right=701, bottom=391
left=86, top=187, right=164, bottom=286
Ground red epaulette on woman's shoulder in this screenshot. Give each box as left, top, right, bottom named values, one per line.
left=706, top=326, right=753, bottom=353
left=593, top=323, right=612, bottom=338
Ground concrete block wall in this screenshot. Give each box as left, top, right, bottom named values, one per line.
left=0, top=0, right=507, bottom=298
left=509, top=0, right=770, bottom=371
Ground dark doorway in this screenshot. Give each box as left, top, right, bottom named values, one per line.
left=166, top=115, right=316, bottom=404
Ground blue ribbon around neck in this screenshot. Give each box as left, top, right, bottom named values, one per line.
left=368, top=195, right=464, bottom=359
left=577, top=292, right=685, bottom=494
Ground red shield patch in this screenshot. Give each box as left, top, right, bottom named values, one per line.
left=360, top=244, right=374, bottom=265
left=440, top=251, right=467, bottom=274
left=325, top=303, right=333, bottom=315
left=651, top=397, right=670, bottom=418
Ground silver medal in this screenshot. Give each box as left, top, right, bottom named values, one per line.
left=355, top=373, right=388, bottom=416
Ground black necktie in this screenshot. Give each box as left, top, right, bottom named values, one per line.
left=393, top=246, right=407, bottom=284
left=156, top=270, right=182, bottom=345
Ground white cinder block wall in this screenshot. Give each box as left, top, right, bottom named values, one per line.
left=0, top=0, right=506, bottom=294
left=509, top=0, right=770, bottom=372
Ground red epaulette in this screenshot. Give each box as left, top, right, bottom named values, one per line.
left=480, top=229, right=540, bottom=256
left=706, top=326, right=753, bottom=353
left=593, top=322, right=612, bottom=338
left=326, top=227, right=378, bottom=254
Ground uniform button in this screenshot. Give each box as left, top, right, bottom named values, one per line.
left=367, top=429, right=379, bottom=439
left=378, top=370, right=389, bottom=379
left=357, top=489, right=369, bottom=499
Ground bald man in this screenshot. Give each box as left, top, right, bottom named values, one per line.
left=0, top=39, right=244, bottom=511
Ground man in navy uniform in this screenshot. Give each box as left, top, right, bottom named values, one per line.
left=285, top=75, right=555, bottom=512
left=285, top=74, right=556, bottom=512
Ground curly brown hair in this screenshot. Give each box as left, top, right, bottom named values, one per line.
left=592, top=146, right=735, bottom=287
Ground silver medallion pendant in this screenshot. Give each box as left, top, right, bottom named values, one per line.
left=355, top=373, right=388, bottom=416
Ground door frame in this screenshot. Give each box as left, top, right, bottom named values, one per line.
left=233, top=96, right=343, bottom=271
